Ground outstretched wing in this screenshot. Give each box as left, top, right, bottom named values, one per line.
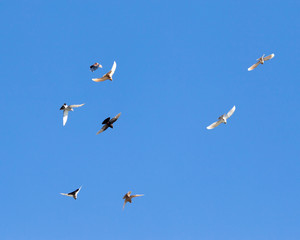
left=263, top=53, right=275, bottom=61
left=110, top=61, right=117, bottom=76
left=60, top=193, right=71, bottom=197
left=131, top=194, right=144, bottom=198
left=206, top=120, right=222, bottom=130
left=96, top=125, right=109, bottom=135
left=92, top=75, right=109, bottom=82
left=225, top=105, right=236, bottom=119
left=69, top=104, right=85, bottom=108
left=63, top=110, right=69, bottom=126
left=123, top=200, right=127, bottom=210
left=248, top=61, right=260, bottom=71
left=102, top=117, right=111, bottom=124
left=110, top=112, right=121, bottom=123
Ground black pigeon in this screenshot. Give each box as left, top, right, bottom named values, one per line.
left=97, top=113, right=121, bottom=134
left=60, top=186, right=82, bottom=200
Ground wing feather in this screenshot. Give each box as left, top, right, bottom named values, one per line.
left=92, top=75, right=109, bottom=82
left=110, top=112, right=121, bottom=123
left=63, top=110, right=69, bottom=126
left=225, top=105, right=236, bottom=119
left=96, top=125, right=109, bottom=135
left=110, top=61, right=117, bottom=76
left=248, top=61, right=260, bottom=71
left=69, top=104, right=85, bottom=108
left=263, top=53, right=275, bottom=61
left=206, top=120, right=222, bottom=129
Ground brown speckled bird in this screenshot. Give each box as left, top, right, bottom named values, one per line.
left=123, top=191, right=144, bottom=209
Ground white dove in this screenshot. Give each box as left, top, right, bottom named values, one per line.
left=248, top=53, right=275, bottom=71
left=206, top=106, right=236, bottom=129
left=60, top=103, right=85, bottom=126
left=92, top=61, right=117, bottom=82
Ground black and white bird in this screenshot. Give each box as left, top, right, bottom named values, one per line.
left=60, top=103, right=85, bottom=126
left=248, top=53, right=275, bottom=71
left=60, top=186, right=82, bottom=200
left=90, top=62, right=102, bottom=72
left=122, top=191, right=144, bottom=209
left=96, top=112, right=121, bottom=134
left=206, top=106, right=236, bottom=129
left=92, top=61, right=116, bottom=82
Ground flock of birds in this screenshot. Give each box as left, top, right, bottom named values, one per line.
left=59, top=53, right=275, bottom=209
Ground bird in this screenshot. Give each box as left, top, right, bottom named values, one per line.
left=92, top=61, right=117, bottom=82
left=60, top=103, right=85, bottom=126
left=60, top=186, right=82, bottom=200
left=248, top=53, right=275, bottom=71
left=96, top=112, right=121, bottom=134
left=122, top=191, right=144, bottom=209
left=206, top=106, right=236, bottom=129
left=90, top=62, right=102, bottom=72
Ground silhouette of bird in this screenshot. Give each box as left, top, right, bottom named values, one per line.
left=248, top=53, right=275, bottom=71
left=122, top=191, right=144, bottom=209
left=60, top=103, right=85, bottom=126
left=60, top=186, right=82, bottom=200
left=207, top=106, right=236, bottom=129
left=92, top=61, right=117, bottom=82
left=97, top=112, right=121, bottom=134
left=90, top=62, right=102, bottom=72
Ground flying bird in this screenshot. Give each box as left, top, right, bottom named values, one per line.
left=248, top=53, right=275, bottom=71
left=92, top=61, right=117, bottom=82
left=60, top=186, right=82, bottom=200
left=90, top=62, right=102, bottom=72
left=123, top=191, right=144, bottom=209
left=97, top=112, right=121, bottom=134
left=60, top=103, right=85, bottom=126
left=206, top=106, right=236, bottom=130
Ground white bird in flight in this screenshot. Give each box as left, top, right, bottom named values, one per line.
left=60, top=186, right=82, bottom=200
left=60, top=103, right=85, bottom=126
left=206, top=106, right=236, bottom=129
left=92, top=61, right=117, bottom=82
left=248, top=53, right=275, bottom=71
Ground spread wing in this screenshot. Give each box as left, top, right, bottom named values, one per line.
left=110, top=112, right=121, bottom=123
left=110, top=61, right=117, bottom=76
left=206, top=120, right=222, bottom=130
left=225, top=105, right=236, bottom=119
left=248, top=61, right=260, bottom=71
left=96, top=125, right=109, bottom=135
left=60, top=193, right=71, bottom=197
left=69, top=104, right=85, bottom=108
left=123, top=200, right=127, bottom=209
left=63, top=110, right=69, bottom=126
left=92, top=75, right=109, bottom=82
left=263, top=53, right=275, bottom=61
left=131, top=194, right=144, bottom=198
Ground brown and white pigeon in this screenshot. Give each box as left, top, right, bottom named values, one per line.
left=92, top=61, right=116, bottom=82
left=248, top=53, right=275, bottom=71
left=122, top=191, right=144, bottom=209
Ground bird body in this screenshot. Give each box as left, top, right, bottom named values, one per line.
left=60, top=103, right=85, bottom=126
left=97, top=112, right=121, bottom=134
left=122, top=191, right=144, bottom=209
left=92, top=61, right=117, bottom=82
left=248, top=53, right=275, bottom=71
left=90, top=62, right=102, bottom=72
left=206, top=106, right=236, bottom=129
left=60, top=186, right=82, bottom=200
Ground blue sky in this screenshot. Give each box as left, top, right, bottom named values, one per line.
left=1, top=0, right=299, bottom=239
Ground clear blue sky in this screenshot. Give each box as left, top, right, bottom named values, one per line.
left=1, top=0, right=299, bottom=239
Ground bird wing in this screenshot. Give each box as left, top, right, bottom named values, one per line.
left=225, top=105, right=236, bottom=119
left=248, top=61, right=260, bottom=71
left=63, top=110, right=69, bottom=126
left=263, top=53, right=275, bottom=61
left=69, top=104, right=85, bottom=108
left=96, top=125, right=109, bottom=135
left=110, top=61, right=117, bottom=76
left=123, top=200, right=127, bottom=209
left=60, top=193, right=71, bottom=197
left=110, top=112, right=121, bottom=123
left=131, top=194, right=144, bottom=198
left=206, top=120, right=222, bottom=129
left=92, top=75, right=109, bottom=82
